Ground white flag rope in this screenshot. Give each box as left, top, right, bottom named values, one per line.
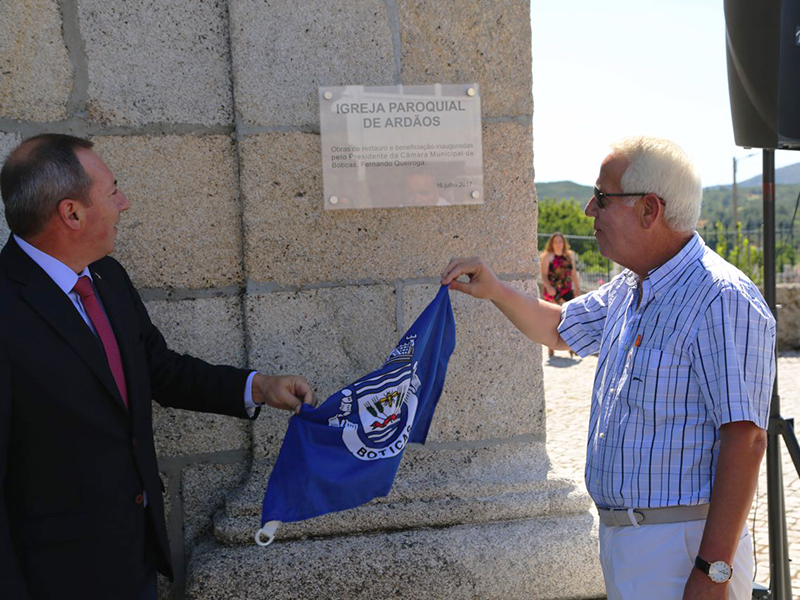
left=254, top=520, right=281, bottom=547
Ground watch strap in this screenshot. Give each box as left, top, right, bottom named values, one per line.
left=694, top=556, right=711, bottom=574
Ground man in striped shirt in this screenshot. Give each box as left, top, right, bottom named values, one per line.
left=442, top=136, right=775, bottom=600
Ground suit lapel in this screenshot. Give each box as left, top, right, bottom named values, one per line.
left=3, top=238, right=128, bottom=412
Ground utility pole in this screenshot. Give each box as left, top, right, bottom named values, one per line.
left=732, top=152, right=757, bottom=226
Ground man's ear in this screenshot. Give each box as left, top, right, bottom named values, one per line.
left=57, top=198, right=85, bottom=231
left=640, top=194, right=662, bottom=229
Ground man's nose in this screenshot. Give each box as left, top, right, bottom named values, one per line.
left=119, top=192, right=131, bottom=211
left=585, top=195, right=598, bottom=217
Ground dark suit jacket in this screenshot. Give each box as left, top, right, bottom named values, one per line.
left=0, top=236, right=255, bottom=599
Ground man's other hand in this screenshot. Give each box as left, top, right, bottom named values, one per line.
left=683, top=568, right=728, bottom=600
left=252, top=374, right=315, bottom=414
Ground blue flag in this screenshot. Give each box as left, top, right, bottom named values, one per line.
left=256, top=285, right=455, bottom=545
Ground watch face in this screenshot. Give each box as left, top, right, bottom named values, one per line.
left=708, top=561, right=732, bottom=583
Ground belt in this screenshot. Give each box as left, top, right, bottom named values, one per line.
left=596, top=503, right=710, bottom=527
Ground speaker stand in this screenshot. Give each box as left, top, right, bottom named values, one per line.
left=762, top=148, right=800, bottom=600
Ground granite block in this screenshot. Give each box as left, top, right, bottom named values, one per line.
left=0, top=133, right=21, bottom=241
left=398, top=0, right=532, bottom=118
left=214, top=441, right=592, bottom=545
left=0, top=0, right=72, bottom=121
left=145, top=296, right=246, bottom=365
left=182, top=462, right=248, bottom=551
left=145, top=296, right=250, bottom=458
left=241, top=122, right=535, bottom=286
left=404, top=281, right=544, bottom=442
left=1, top=215, right=13, bottom=247
left=189, top=513, right=605, bottom=600
left=223, top=440, right=557, bottom=516
left=92, top=135, right=243, bottom=289
left=0, top=132, right=19, bottom=165
left=161, top=471, right=172, bottom=525
left=79, top=0, right=233, bottom=126
left=229, top=0, right=396, bottom=128
left=159, top=471, right=173, bottom=599
left=245, top=285, right=398, bottom=459
left=157, top=574, right=172, bottom=600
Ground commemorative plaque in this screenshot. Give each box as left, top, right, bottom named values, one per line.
left=320, top=83, right=483, bottom=209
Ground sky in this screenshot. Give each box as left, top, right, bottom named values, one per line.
left=531, top=0, right=799, bottom=188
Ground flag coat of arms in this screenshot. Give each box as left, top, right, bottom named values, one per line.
left=256, top=285, right=455, bottom=545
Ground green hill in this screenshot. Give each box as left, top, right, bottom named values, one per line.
left=698, top=184, right=798, bottom=231
left=738, top=162, right=800, bottom=186
left=535, top=181, right=593, bottom=202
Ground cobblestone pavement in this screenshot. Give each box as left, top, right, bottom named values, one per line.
left=543, top=350, right=800, bottom=593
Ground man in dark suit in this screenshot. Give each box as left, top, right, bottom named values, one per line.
left=0, top=134, right=314, bottom=599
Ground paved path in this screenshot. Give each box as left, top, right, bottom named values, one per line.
left=543, top=350, right=800, bottom=593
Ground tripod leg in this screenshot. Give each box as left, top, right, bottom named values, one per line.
left=781, top=419, right=800, bottom=478
left=766, top=428, right=792, bottom=599
left=762, top=149, right=792, bottom=599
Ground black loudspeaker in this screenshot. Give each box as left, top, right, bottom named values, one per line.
left=725, top=0, right=800, bottom=149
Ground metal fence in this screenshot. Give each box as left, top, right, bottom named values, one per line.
left=697, top=224, right=800, bottom=284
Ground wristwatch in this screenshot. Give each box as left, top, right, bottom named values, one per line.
left=695, top=556, right=733, bottom=583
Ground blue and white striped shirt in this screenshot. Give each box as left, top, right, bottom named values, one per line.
left=558, top=233, right=775, bottom=509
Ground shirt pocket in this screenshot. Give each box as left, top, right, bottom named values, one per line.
left=625, top=347, right=691, bottom=416
left=630, top=347, right=684, bottom=375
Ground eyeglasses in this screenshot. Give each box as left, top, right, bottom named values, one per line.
left=592, top=186, right=651, bottom=209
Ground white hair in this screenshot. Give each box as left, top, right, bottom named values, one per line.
left=610, top=136, right=702, bottom=232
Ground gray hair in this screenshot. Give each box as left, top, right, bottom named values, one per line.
left=0, top=134, right=94, bottom=238
left=611, top=136, right=702, bottom=232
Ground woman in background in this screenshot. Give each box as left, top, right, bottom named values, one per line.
left=540, top=232, right=580, bottom=357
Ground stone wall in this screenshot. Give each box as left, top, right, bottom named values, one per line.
left=1, top=2, right=606, bottom=599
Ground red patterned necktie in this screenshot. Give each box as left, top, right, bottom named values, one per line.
left=73, top=275, right=129, bottom=408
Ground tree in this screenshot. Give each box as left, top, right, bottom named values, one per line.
left=538, top=197, right=593, bottom=236
left=713, top=221, right=763, bottom=283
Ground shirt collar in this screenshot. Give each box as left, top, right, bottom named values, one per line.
left=14, top=234, right=92, bottom=295
left=621, top=232, right=705, bottom=304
